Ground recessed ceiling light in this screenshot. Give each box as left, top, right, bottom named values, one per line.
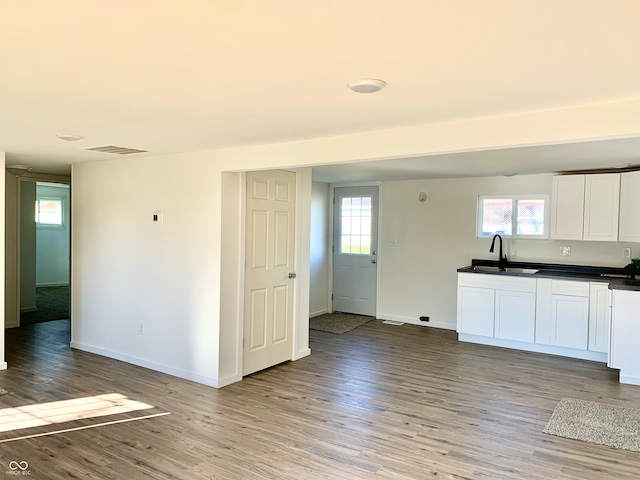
left=56, top=134, right=84, bottom=141
left=347, top=78, right=387, bottom=94
left=503, top=172, right=518, bottom=177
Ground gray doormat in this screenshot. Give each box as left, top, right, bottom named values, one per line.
left=309, top=313, right=374, bottom=334
left=543, top=397, right=640, bottom=452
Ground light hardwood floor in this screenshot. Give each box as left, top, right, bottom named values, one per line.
left=1, top=319, right=640, bottom=479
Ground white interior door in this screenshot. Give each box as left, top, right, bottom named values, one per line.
left=332, top=186, right=378, bottom=316
left=243, top=170, right=296, bottom=376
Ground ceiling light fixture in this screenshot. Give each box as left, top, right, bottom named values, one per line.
left=347, top=78, right=387, bottom=94
left=56, top=134, right=84, bottom=141
left=6, top=165, right=32, bottom=177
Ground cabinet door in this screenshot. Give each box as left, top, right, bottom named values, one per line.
left=610, top=290, right=640, bottom=376
left=619, top=171, right=640, bottom=242
left=495, top=290, right=536, bottom=343
left=589, top=283, right=611, bottom=353
left=583, top=173, right=620, bottom=242
left=550, top=295, right=589, bottom=349
left=551, top=175, right=585, bottom=240
left=457, top=287, right=494, bottom=337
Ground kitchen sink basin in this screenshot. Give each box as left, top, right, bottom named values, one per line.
left=472, top=265, right=538, bottom=274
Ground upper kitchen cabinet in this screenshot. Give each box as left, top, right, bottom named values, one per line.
left=550, top=175, right=585, bottom=240
left=551, top=173, right=620, bottom=242
left=619, top=171, right=640, bottom=243
left=583, top=173, right=620, bottom=241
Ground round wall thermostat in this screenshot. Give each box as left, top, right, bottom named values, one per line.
left=418, top=192, right=427, bottom=202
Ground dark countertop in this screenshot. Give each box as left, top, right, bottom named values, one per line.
left=457, top=259, right=640, bottom=292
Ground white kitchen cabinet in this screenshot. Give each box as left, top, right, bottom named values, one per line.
left=536, top=278, right=589, bottom=350
left=457, top=273, right=536, bottom=339
left=619, top=171, right=640, bottom=243
left=457, top=286, right=494, bottom=336
left=588, top=283, right=611, bottom=353
left=609, top=289, right=640, bottom=384
left=550, top=173, right=620, bottom=242
left=495, top=290, right=536, bottom=342
left=550, top=175, right=585, bottom=240
left=583, top=173, right=620, bottom=242
left=550, top=295, right=589, bottom=349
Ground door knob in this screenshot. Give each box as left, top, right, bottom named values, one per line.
left=371, top=259, right=376, bottom=264
left=288, top=272, right=297, bottom=279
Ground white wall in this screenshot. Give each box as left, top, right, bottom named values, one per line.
left=379, top=173, right=637, bottom=329
left=309, top=182, right=329, bottom=317
left=35, top=183, right=70, bottom=286
left=71, top=155, right=222, bottom=387
left=19, top=181, right=36, bottom=311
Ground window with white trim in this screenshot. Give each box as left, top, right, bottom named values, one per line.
left=477, top=195, right=549, bottom=239
left=35, top=198, right=63, bottom=226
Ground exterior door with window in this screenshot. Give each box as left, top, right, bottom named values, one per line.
left=332, top=186, right=378, bottom=316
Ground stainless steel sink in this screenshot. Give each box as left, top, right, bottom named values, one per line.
left=472, top=265, right=538, bottom=274
left=505, top=267, right=538, bottom=274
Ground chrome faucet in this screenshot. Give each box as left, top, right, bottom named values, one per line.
left=489, top=234, right=508, bottom=270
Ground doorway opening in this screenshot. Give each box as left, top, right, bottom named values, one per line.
left=19, top=182, right=71, bottom=327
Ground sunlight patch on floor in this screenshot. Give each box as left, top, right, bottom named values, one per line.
left=0, top=393, right=154, bottom=433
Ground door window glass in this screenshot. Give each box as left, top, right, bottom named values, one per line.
left=340, top=196, right=372, bottom=254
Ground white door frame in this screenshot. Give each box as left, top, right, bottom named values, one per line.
left=328, top=182, right=383, bottom=318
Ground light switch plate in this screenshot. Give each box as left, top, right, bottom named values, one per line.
left=560, top=246, right=571, bottom=257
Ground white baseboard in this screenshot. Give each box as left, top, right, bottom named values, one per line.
left=36, top=282, right=70, bottom=287
left=70, top=341, right=220, bottom=388
left=458, top=333, right=608, bottom=363
left=0, top=362, right=6, bottom=370
left=619, top=374, right=640, bottom=386
left=378, top=313, right=455, bottom=331
left=293, top=348, right=311, bottom=361
left=217, top=374, right=242, bottom=388
left=309, top=309, right=327, bottom=318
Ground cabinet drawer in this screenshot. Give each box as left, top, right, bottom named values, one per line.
left=551, top=280, right=590, bottom=297
left=458, top=273, right=536, bottom=293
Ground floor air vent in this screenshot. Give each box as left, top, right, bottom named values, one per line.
left=85, top=145, right=148, bottom=155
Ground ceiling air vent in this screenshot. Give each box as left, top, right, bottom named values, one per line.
left=85, top=145, right=148, bottom=155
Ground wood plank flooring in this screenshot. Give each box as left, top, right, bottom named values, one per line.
left=1, top=319, right=640, bottom=479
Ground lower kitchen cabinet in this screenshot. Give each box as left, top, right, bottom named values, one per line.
left=549, top=295, right=589, bottom=349
left=458, top=273, right=609, bottom=363
left=610, top=289, right=640, bottom=384
left=588, top=282, right=611, bottom=353
left=495, top=290, right=536, bottom=342
left=457, top=286, right=494, bottom=336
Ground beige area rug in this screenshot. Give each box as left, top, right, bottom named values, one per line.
left=543, top=397, right=640, bottom=452
left=309, top=313, right=374, bottom=334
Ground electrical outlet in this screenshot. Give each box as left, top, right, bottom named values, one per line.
left=138, top=323, right=144, bottom=335
left=623, top=247, right=632, bottom=259
left=560, top=246, right=571, bottom=257
left=389, top=240, right=398, bottom=247
left=152, top=212, right=163, bottom=224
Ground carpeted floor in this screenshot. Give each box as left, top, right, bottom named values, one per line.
left=309, top=312, right=374, bottom=334
left=543, top=397, right=640, bottom=452
left=20, top=285, right=70, bottom=325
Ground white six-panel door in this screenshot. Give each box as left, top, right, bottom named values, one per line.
left=243, top=170, right=296, bottom=376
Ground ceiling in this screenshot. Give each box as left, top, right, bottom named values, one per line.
left=2, top=1, right=640, bottom=177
